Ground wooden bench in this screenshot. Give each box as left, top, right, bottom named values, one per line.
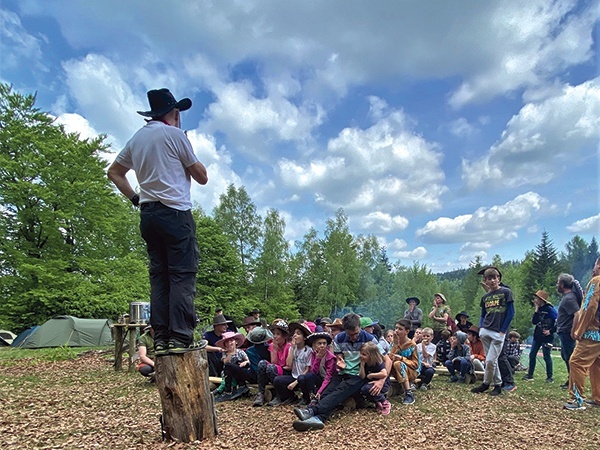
left=434, top=366, right=484, bottom=381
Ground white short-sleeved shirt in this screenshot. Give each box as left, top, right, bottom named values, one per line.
left=115, top=121, right=199, bottom=210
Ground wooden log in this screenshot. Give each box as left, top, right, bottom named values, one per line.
left=112, top=325, right=126, bottom=371
left=155, top=350, right=217, bottom=442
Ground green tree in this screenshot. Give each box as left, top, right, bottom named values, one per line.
left=194, top=213, right=249, bottom=325
left=213, top=184, right=262, bottom=272
left=562, top=236, right=590, bottom=282
left=0, top=83, right=148, bottom=331
left=521, top=231, right=563, bottom=307
left=251, top=208, right=297, bottom=320
left=320, top=209, right=360, bottom=317
left=290, top=228, right=327, bottom=319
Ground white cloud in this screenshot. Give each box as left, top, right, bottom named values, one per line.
left=353, top=212, right=409, bottom=234
left=21, top=1, right=597, bottom=112
left=416, top=192, right=552, bottom=244
left=393, top=246, right=428, bottom=260
left=462, top=78, right=600, bottom=190
left=54, top=113, right=101, bottom=142
left=567, top=214, right=600, bottom=234
left=449, top=118, right=477, bottom=138
left=202, top=78, right=325, bottom=156
left=278, top=98, right=447, bottom=216
left=186, top=131, right=242, bottom=214
left=0, top=9, right=45, bottom=72
left=449, top=0, right=598, bottom=107
left=62, top=54, right=146, bottom=145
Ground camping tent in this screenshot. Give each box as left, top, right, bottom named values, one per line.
left=18, top=316, right=113, bottom=348
left=0, top=330, right=16, bottom=346
left=11, top=326, right=39, bottom=348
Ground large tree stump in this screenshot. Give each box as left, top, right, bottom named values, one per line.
left=155, top=350, right=217, bottom=442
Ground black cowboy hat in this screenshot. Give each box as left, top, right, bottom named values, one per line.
left=455, top=311, right=469, bottom=320
left=406, top=297, right=420, bottom=306
left=137, top=88, right=191, bottom=118
left=306, top=332, right=333, bottom=347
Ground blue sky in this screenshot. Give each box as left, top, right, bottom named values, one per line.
left=1, top=0, right=599, bottom=272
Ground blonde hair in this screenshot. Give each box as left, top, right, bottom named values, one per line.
left=360, top=341, right=382, bottom=366
left=422, top=327, right=434, bottom=336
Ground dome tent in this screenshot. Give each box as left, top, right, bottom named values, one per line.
left=19, top=315, right=113, bottom=348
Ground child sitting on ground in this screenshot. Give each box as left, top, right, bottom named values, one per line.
left=444, top=331, right=472, bottom=383
left=270, top=321, right=314, bottom=406
left=253, top=319, right=292, bottom=407
left=297, top=332, right=337, bottom=406
left=214, top=331, right=248, bottom=402
left=435, top=329, right=452, bottom=366
left=505, top=331, right=525, bottom=371
left=359, top=341, right=391, bottom=415
left=417, top=327, right=436, bottom=390
left=466, top=326, right=485, bottom=377
left=389, top=318, right=420, bottom=405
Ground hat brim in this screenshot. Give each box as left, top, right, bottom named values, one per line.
left=306, top=332, right=332, bottom=346
left=533, top=293, right=550, bottom=303
left=289, top=322, right=311, bottom=338
left=406, top=297, right=420, bottom=305
left=247, top=329, right=273, bottom=345
left=137, top=98, right=192, bottom=118
left=215, top=333, right=245, bottom=349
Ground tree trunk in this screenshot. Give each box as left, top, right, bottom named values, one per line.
left=155, top=350, right=217, bottom=442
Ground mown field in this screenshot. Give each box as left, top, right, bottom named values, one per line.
left=0, top=347, right=597, bottom=449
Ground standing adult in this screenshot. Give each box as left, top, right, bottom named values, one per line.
left=522, top=290, right=557, bottom=383
left=204, top=314, right=232, bottom=377
left=564, top=257, right=600, bottom=410
left=404, top=297, right=423, bottom=339
left=556, top=273, right=581, bottom=389
left=429, top=293, right=450, bottom=343
left=108, top=88, right=208, bottom=355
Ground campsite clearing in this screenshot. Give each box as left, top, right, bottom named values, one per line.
left=0, top=348, right=598, bottom=449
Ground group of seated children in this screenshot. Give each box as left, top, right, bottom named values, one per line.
left=139, top=308, right=523, bottom=431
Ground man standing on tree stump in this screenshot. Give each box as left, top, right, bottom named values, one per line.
left=108, top=88, right=208, bottom=356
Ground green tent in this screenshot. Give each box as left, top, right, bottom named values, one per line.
left=21, top=315, right=113, bottom=348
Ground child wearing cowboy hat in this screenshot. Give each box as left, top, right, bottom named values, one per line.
left=253, top=319, right=292, bottom=407
left=523, top=290, right=558, bottom=383
left=270, top=322, right=315, bottom=406
left=296, top=332, right=336, bottom=407
left=213, top=331, right=248, bottom=402
left=404, top=297, right=423, bottom=338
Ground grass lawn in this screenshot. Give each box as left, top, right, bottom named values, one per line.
left=0, top=347, right=598, bottom=449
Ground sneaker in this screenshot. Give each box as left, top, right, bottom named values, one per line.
left=585, top=399, right=600, bottom=407
left=375, top=401, right=383, bottom=411
left=563, top=401, right=586, bottom=411
left=471, top=383, right=490, bottom=393
left=252, top=392, right=265, bottom=407
left=403, top=391, right=415, bottom=405
left=293, top=407, right=314, bottom=421
left=154, top=341, right=169, bottom=356
left=522, top=374, right=534, bottom=381
left=489, top=385, right=502, bottom=396
left=448, top=375, right=459, bottom=383
left=419, top=384, right=429, bottom=391
left=229, top=385, right=249, bottom=400
left=168, top=339, right=208, bottom=354
left=545, top=377, right=554, bottom=383
left=409, top=383, right=417, bottom=391
left=215, top=391, right=233, bottom=403
left=293, top=416, right=324, bottom=432
left=380, top=399, right=392, bottom=415
left=268, top=396, right=283, bottom=407
left=457, top=376, right=466, bottom=383
left=560, top=381, right=569, bottom=390
left=502, top=384, right=518, bottom=392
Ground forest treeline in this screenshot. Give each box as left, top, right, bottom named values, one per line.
left=1, top=83, right=598, bottom=336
